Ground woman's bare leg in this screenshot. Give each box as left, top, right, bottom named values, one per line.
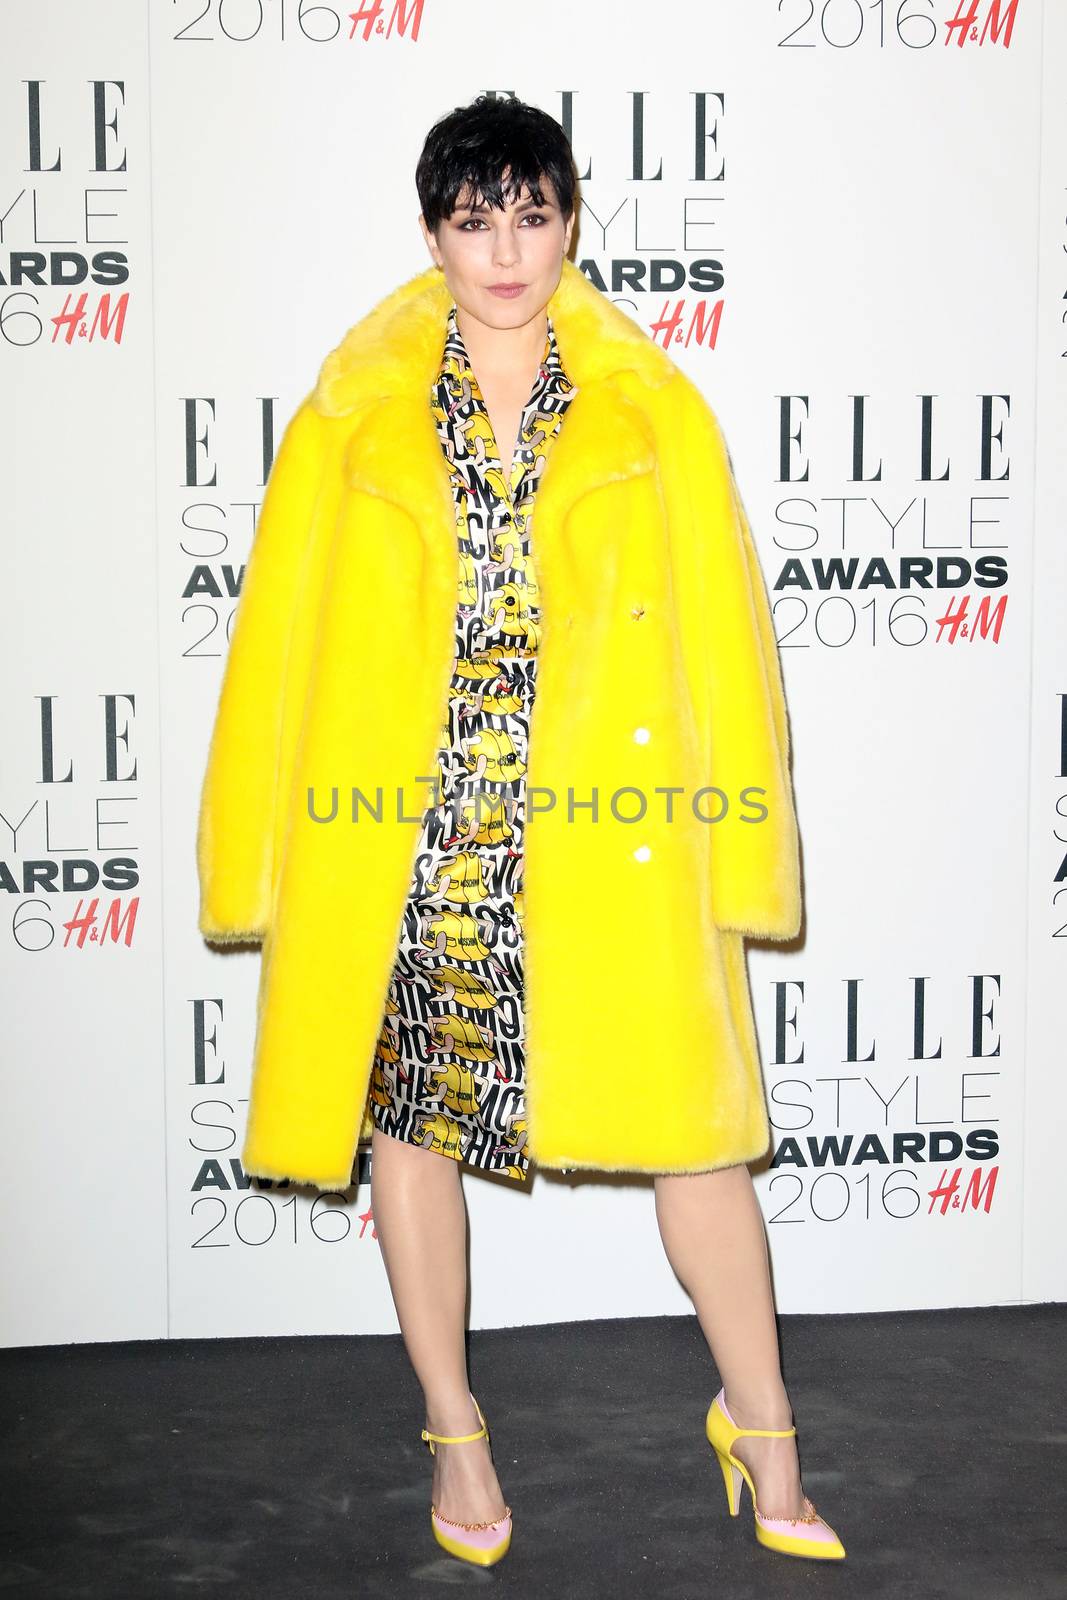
left=654, top=1162, right=809, bottom=1518
left=370, top=1125, right=508, bottom=1524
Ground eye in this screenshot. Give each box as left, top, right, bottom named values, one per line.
left=521, top=213, right=548, bottom=225
left=458, top=217, right=487, bottom=231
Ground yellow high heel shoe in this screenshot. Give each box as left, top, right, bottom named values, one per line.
left=705, top=1386, right=846, bottom=1561
left=420, top=1393, right=512, bottom=1567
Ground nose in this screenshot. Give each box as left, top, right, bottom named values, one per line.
left=492, top=227, right=520, bottom=270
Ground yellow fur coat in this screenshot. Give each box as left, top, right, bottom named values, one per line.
left=196, top=255, right=802, bottom=1191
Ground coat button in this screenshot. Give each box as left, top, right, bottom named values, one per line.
left=634, top=845, right=652, bottom=862
left=633, top=727, right=650, bottom=744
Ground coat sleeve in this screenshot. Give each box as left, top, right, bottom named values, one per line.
left=195, top=397, right=326, bottom=943
left=677, top=378, right=802, bottom=941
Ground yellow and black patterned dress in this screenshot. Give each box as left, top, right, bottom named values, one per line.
left=367, top=302, right=576, bottom=1181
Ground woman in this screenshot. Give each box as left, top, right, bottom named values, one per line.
left=196, top=95, right=845, bottom=1567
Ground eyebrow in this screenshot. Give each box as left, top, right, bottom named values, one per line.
left=455, top=194, right=554, bottom=214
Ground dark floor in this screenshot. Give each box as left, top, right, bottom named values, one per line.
left=1, top=1304, right=1064, bottom=1599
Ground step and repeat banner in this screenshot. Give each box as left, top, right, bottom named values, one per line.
left=4, top=0, right=1064, bottom=1345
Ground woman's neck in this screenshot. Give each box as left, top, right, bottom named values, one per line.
left=454, top=303, right=547, bottom=386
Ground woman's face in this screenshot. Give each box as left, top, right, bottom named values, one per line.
left=419, top=170, right=575, bottom=332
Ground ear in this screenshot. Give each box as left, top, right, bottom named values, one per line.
left=563, top=209, right=576, bottom=254
left=418, top=213, right=442, bottom=267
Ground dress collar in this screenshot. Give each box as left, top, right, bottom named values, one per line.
left=438, top=302, right=570, bottom=393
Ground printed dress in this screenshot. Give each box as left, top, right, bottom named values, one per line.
left=366, top=302, right=577, bottom=1181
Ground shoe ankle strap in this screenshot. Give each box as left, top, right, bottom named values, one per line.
left=421, top=1421, right=488, bottom=1455
left=421, top=1393, right=489, bottom=1455
left=421, top=1423, right=487, bottom=1446
left=716, top=1392, right=796, bottom=1438
left=732, top=1423, right=797, bottom=1438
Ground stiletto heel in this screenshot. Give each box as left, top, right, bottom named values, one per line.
left=715, top=1443, right=743, bottom=1515
left=420, top=1392, right=512, bottom=1567
left=705, top=1386, right=846, bottom=1561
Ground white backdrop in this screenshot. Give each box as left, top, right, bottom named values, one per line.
left=4, top=0, right=1064, bottom=1347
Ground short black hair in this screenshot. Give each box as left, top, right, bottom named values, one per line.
left=416, top=94, right=578, bottom=232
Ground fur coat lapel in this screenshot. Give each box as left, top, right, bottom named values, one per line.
left=306, top=255, right=669, bottom=543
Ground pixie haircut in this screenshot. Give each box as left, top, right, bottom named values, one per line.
left=416, top=94, right=578, bottom=232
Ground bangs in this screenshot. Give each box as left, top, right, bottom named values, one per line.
left=416, top=96, right=577, bottom=230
